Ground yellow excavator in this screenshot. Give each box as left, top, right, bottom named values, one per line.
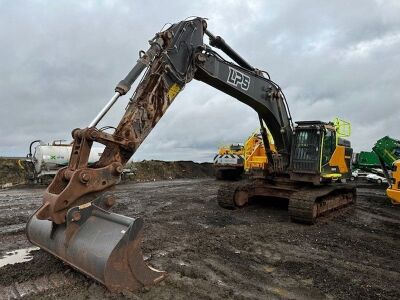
left=243, top=128, right=275, bottom=173
left=26, top=18, right=356, bottom=293
left=212, top=129, right=271, bottom=180
left=213, top=127, right=274, bottom=179
left=213, top=143, right=244, bottom=179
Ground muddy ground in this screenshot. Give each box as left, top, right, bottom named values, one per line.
left=0, top=179, right=399, bottom=299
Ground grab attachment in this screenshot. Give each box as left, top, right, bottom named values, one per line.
left=26, top=194, right=166, bottom=292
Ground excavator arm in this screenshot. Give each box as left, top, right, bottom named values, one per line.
left=27, top=17, right=294, bottom=292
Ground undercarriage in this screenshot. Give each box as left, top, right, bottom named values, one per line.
left=217, top=178, right=356, bottom=224
left=214, top=165, right=244, bottom=180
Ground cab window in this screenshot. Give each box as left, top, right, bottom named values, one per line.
left=321, top=129, right=336, bottom=165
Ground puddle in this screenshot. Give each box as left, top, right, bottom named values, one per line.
left=0, top=247, right=39, bottom=268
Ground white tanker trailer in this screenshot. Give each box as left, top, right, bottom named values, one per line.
left=27, top=140, right=104, bottom=182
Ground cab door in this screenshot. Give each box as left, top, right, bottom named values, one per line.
left=321, top=128, right=336, bottom=175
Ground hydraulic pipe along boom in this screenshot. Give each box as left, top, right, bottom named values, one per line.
left=89, top=37, right=165, bottom=128
left=89, top=92, right=121, bottom=127
left=204, top=29, right=255, bottom=71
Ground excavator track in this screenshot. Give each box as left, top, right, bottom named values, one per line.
left=289, top=185, right=356, bottom=224
left=215, top=168, right=243, bottom=180
left=217, top=182, right=239, bottom=209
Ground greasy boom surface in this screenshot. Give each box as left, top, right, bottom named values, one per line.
left=0, top=179, right=399, bottom=299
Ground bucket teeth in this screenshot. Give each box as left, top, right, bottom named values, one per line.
left=26, top=198, right=166, bottom=293
left=104, top=219, right=166, bottom=291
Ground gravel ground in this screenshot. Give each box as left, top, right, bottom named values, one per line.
left=0, top=179, right=399, bottom=299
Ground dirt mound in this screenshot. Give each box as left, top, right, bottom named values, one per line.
left=126, top=160, right=213, bottom=182
left=0, top=158, right=28, bottom=187
left=0, top=158, right=214, bottom=187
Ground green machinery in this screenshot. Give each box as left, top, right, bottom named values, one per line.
left=353, top=136, right=400, bottom=172
left=352, top=151, right=381, bottom=171
left=373, top=136, right=400, bottom=169
left=373, top=136, right=400, bottom=204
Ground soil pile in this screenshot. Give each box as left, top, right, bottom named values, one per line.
left=0, top=158, right=214, bottom=187
left=0, top=158, right=28, bottom=186
left=126, top=160, right=214, bottom=182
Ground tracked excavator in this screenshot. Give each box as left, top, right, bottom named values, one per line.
left=26, top=17, right=356, bottom=293
left=213, top=128, right=273, bottom=180
left=213, top=143, right=244, bottom=180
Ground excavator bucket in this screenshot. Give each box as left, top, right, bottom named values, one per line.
left=26, top=195, right=166, bottom=292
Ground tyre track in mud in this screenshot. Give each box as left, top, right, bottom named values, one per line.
left=0, top=179, right=399, bottom=299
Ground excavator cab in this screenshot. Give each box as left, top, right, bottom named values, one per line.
left=290, top=118, right=352, bottom=184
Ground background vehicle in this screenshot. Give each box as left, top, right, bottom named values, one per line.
left=26, top=140, right=103, bottom=183
left=351, top=169, right=358, bottom=181
left=213, top=143, right=244, bottom=179
left=213, top=128, right=274, bottom=179
left=350, top=169, right=370, bottom=181
left=352, top=151, right=381, bottom=172
left=366, top=172, right=388, bottom=184
left=26, top=18, right=356, bottom=293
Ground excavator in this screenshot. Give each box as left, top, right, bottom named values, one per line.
left=213, top=128, right=273, bottom=180
left=26, top=17, right=356, bottom=293
left=213, top=143, right=244, bottom=180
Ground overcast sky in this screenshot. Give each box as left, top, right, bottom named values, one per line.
left=0, top=0, right=399, bottom=162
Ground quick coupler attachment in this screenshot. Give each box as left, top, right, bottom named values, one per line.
left=26, top=196, right=166, bottom=292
